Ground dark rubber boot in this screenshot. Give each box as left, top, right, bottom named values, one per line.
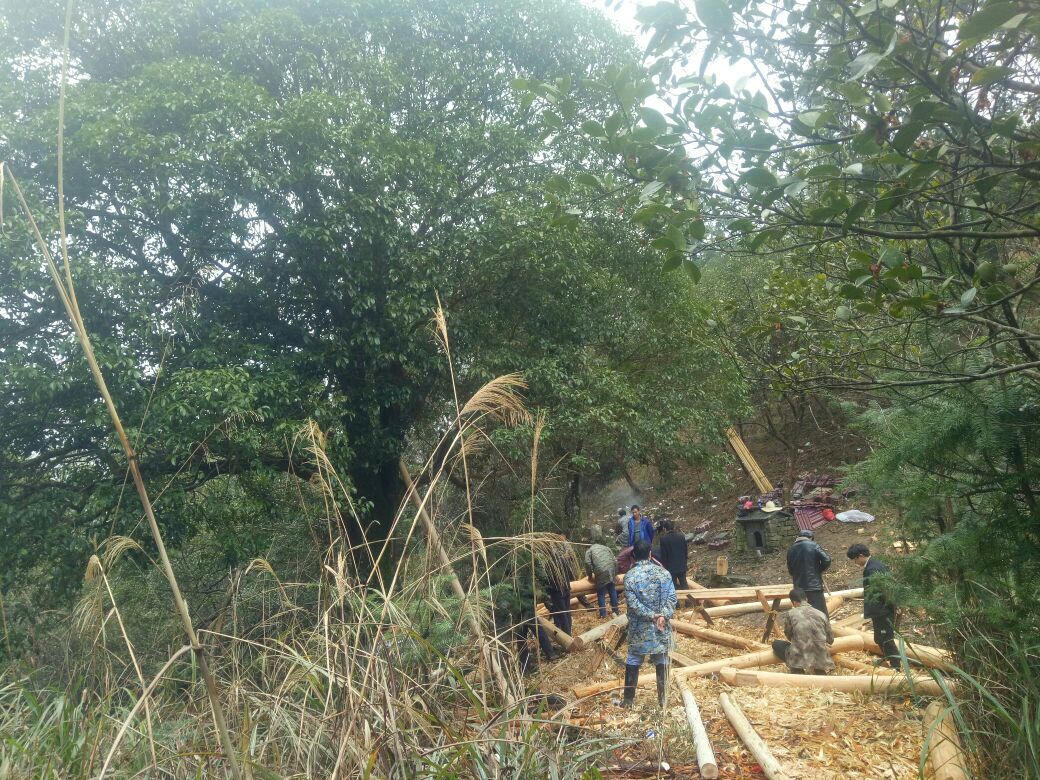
left=620, top=663, right=640, bottom=708
left=655, top=663, right=669, bottom=708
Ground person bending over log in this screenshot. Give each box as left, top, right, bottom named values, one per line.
left=622, top=539, right=677, bottom=708
left=847, top=543, right=900, bottom=669
left=771, top=587, right=835, bottom=675
left=584, top=541, right=620, bottom=618
left=786, top=529, right=832, bottom=617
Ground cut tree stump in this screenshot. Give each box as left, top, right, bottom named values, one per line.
left=681, top=683, right=719, bottom=779
left=720, top=693, right=790, bottom=780
left=719, top=667, right=946, bottom=696
left=923, top=701, right=970, bottom=780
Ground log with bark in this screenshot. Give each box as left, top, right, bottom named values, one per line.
left=681, top=684, right=719, bottom=779
left=719, top=693, right=791, bottom=780
left=719, top=667, right=946, bottom=696
left=922, top=701, right=969, bottom=780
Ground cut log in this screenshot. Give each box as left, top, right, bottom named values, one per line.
left=671, top=621, right=766, bottom=652
left=825, top=595, right=845, bottom=613
left=834, top=612, right=869, bottom=628
left=715, top=556, right=729, bottom=577
left=670, top=650, right=698, bottom=667
left=536, top=616, right=582, bottom=652
left=719, top=693, right=790, bottom=780
left=923, top=701, right=969, bottom=780
left=574, top=612, right=627, bottom=646
left=568, top=575, right=625, bottom=598
left=831, top=625, right=952, bottom=671
left=681, top=684, right=719, bottom=779
left=573, top=635, right=867, bottom=698
left=688, top=588, right=864, bottom=620
left=719, top=667, right=946, bottom=697
left=678, top=584, right=791, bottom=601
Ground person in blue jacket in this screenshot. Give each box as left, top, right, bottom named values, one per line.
left=627, top=504, right=654, bottom=547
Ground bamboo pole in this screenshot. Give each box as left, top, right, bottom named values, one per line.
left=719, top=667, right=946, bottom=696
left=720, top=693, right=790, bottom=780
left=6, top=170, right=244, bottom=780
left=923, top=702, right=970, bottom=780
left=681, top=684, right=719, bottom=779
left=537, top=616, right=582, bottom=652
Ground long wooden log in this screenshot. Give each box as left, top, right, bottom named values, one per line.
left=831, top=625, right=952, bottom=671
left=537, top=616, right=582, bottom=652
left=678, top=584, right=791, bottom=601
left=574, top=613, right=628, bottom=646
left=671, top=621, right=766, bottom=651
left=573, top=635, right=868, bottom=698
left=675, top=613, right=877, bottom=674
left=720, top=693, right=790, bottom=780
left=688, top=588, right=864, bottom=619
left=923, top=702, right=969, bottom=780
left=681, top=684, right=719, bottom=779
left=569, top=575, right=625, bottom=598
left=719, top=667, right=946, bottom=697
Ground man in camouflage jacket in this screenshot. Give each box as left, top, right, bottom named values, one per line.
left=621, top=539, right=677, bottom=708
left=771, top=587, right=834, bottom=674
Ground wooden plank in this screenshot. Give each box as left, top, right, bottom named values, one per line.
left=725, top=426, right=774, bottom=494
left=676, top=584, right=792, bottom=600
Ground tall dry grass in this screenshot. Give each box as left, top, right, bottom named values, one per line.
left=0, top=377, right=613, bottom=779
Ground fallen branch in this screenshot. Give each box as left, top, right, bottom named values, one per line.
left=720, top=692, right=791, bottom=780
left=719, top=667, right=946, bottom=696
left=681, top=684, right=718, bottom=779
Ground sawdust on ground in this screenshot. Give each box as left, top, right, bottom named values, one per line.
left=533, top=600, right=930, bottom=779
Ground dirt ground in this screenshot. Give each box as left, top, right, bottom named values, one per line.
left=535, top=424, right=940, bottom=778
left=535, top=601, right=928, bottom=779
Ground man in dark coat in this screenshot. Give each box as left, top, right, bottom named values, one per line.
left=847, top=543, right=900, bottom=668
left=541, top=534, right=575, bottom=636
left=786, top=529, right=832, bottom=617
left=656, top=519, right=689, bottom=589
left=493, top=581, right=555, bottom=672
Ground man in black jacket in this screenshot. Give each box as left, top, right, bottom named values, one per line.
left=847, top=543, right=900, bottom=668
left=656, top=519, right=689, bottom=589
left=786, top=529, right=832, bottom=617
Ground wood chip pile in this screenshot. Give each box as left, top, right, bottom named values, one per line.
left=534, top=599, right=935, bottom=778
